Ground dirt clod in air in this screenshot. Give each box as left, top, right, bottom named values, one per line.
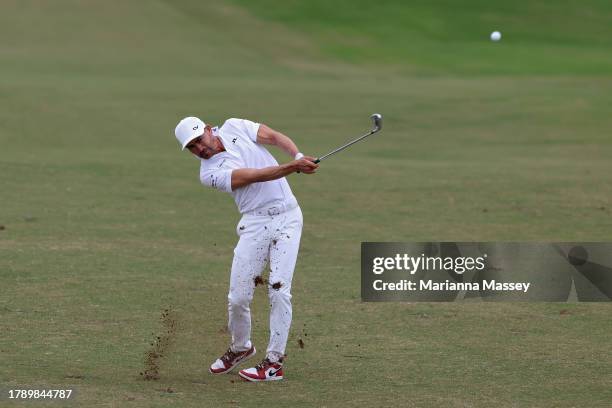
left=271, top=282, right=282, bottom=290
left=298, top=338, right=305, bottom=349
left=0, top=225, right=5, bottom=231
left=141, top=307, right=177, bottom=380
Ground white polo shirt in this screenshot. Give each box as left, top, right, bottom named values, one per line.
left=199, top=118, right=297, bottom=214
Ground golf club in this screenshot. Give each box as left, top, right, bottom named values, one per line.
left=313, top=113, right=383, bottom=164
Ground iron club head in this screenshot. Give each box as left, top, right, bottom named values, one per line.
left=371, top=113, right=383, bottom=132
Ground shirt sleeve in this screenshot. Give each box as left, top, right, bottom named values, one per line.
left=200, top=167, right=234, bottom=193
left=234, top=118, right=260, bottom=143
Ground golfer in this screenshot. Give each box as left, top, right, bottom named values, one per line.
left=174, top=116, right=318, bottom=382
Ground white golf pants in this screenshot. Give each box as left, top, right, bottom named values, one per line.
left=228, top=206, right=303, bottom=361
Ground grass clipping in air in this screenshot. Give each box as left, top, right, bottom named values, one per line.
left=141, top=307, right=177, bottom=381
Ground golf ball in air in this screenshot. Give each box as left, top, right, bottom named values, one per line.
left=490, top=31, right=501, bottom=41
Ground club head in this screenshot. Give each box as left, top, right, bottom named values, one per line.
left=371, top=113, right=383, bottom=132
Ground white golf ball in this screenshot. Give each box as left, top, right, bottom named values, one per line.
left=490, top=31, right=501, bottom=42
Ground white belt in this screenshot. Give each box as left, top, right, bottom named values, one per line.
left=245, top=200, right=298, bottom=217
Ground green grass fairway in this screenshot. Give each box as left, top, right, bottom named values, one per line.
left=1, top=1, right=611, bottom=407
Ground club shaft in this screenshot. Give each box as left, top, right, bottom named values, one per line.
left=315, top=129, right=378, bottom=163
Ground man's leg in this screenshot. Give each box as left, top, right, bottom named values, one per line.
left=266, top=207, right=303, bottom=361
left=210, top=217, right=269, bottom=375
left=228, top=218, right=269, bottom=352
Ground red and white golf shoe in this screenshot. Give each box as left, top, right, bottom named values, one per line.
left=238, top=358, right=284, bottom=382
left=209, top=346, right=256, bottom=374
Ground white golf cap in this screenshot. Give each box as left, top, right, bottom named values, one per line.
left=175, top=116, right=206, bottom=150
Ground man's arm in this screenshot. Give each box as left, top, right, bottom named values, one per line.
left=231, top=158, right=318, bottom=190
left=256, top=124, right=300, bottom=158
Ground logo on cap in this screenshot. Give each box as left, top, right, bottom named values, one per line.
left=193, top=125, right=199, bottom=130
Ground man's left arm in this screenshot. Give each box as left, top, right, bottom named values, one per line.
left=256, top=124, right=302, bottom=159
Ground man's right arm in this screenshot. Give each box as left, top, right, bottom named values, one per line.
left=231, top=158, right=318, bottom=190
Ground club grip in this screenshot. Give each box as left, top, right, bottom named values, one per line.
left=297, top=158, right=320, bottom=174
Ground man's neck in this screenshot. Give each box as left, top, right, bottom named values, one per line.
left=214, top=136, right=226, bottom=153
